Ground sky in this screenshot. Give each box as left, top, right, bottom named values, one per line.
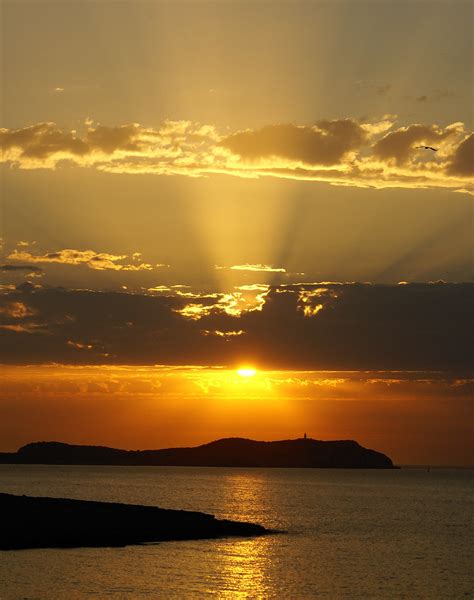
left=0, top=0, right=472, bottom=465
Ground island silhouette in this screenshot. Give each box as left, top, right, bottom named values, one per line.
left=0, top=436, right=395, bottom=468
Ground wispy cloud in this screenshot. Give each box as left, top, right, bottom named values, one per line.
left=1, top=118, right=472, bottom=193
left=216, top=264, right=286, bottom=273
left=414, top=89, right=457, bottom=103
left=7, top=248, right=168, bottom=271
left=0, top=264, right=43, bottom=274
left=67, top=340, right=93, bottom=350
left=202, top=329, right=245, bottom=339
left=356, top=80, right=392, bottom=96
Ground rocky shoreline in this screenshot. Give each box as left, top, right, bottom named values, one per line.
left=0, top=492, right=269, bottom=550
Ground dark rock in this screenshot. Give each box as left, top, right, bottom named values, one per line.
left=0, top=492, right=269, bottom=550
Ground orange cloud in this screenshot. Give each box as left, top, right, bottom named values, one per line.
left=0, top=301, right=37, bottom=318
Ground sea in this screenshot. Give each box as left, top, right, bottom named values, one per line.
left=0, top=465, right=472, bottom=599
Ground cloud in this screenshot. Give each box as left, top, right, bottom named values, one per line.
left=0, top=301, right=37, bottom=318
left=0, top=299, right=56, bottom=335
left=0, top=324, right=44, bottom=334
left=148, top=285, right=173, bottom=293
left=356, top=80, right=392, bottom=96
left=372, top=123, right=460, bottom=165
left=446, top=134, right=474, bottom=177
left=7, top=248, right=168, bottom=271
left=0, top=119, right=218, bottom=170
left=235, top=284, right=271, bottom=291
left=174, top=287, right=268, bottom=320
left=220, top=120, right=367, bottom=165
left=414, top=90, right=456, bottom=103
left=453, top=188, right=474, bottom=196
left=0, top=118, right=472, bottom=193
left=0, top=264, right=43, bottom=273
left=216, top=264, right=286, bottom=273
left=202, top=329, right=245, bottom=340
left=297, top=287, right=337, bottom=317
left=67, top=340, right=93, bottom=350
left=0, top=282, right=471, bottom=372
left=0, top=123, right=90, bottom=160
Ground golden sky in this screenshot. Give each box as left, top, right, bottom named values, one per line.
left=0, top=0, right=472, bottom=464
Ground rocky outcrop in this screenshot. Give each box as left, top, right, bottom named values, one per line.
left=0, top=492, right=269, bottom=550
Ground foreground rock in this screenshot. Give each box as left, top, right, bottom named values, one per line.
left=0, top=436, right=396, bottom=468
left=0, top=492, right=269, bottom=550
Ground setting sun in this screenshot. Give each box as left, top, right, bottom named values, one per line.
left=237, top=367, right=257, bottom=378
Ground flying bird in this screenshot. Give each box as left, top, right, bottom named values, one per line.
left=416, top=145, right=438, bottom=151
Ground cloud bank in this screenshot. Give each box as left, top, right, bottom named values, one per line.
left=1, top=118, right=472, bottom=193
left=0, top=281, right=471, bottom=371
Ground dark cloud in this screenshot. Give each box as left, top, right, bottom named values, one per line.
left=0, top=264, right=43, bottom=273
left=447, top=134, right=474, bottom=177
left=15, top=281, right=37, bottom=294
left=221, top=119, right=367, bottom=165
left=0, top=282, right=471, bottom=371
left=0, top=123, right=89, bottom=159
left=0, top=122, right=141, bottom=161
left=85, top=124, right=142, bottom=153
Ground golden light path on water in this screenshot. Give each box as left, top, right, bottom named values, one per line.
left=204, top=472, right=275, bottom=598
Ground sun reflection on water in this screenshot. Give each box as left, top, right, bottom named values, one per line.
left=208, top=537, right=275, bottom=599
left=206, top=472, right=277, bottom=598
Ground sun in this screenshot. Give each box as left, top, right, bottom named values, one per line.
left=237, top=367, right=257, bottom=378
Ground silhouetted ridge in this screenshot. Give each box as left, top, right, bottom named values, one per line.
left=3, top=437, right=395, bottom=468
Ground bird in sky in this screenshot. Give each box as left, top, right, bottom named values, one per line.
left=416, top=146, right=438, bottom=151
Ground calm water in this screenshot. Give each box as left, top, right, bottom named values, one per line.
left=0, top=465, right=472, bottom=599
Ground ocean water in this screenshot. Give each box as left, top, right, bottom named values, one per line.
left=0, top=465, right=472, bottom=599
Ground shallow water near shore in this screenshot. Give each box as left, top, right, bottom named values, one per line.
left=0, top=465, right=472, bottom=599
